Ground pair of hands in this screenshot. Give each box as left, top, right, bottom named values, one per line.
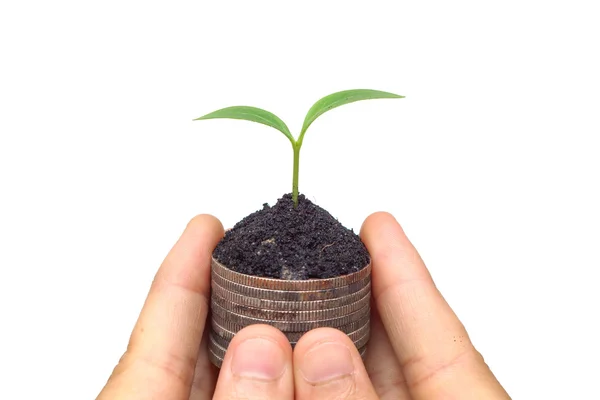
left=98, top=213, right=510, bottom=399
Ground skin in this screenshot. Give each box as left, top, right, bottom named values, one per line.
left=98, top=212, right=510, bottom=399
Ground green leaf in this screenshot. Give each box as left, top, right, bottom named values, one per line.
left=298, top=89, right=404, bottom=144
left=195, top=106, right=294, bottom=144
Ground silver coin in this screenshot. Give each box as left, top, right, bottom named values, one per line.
left=211, top=319, right=371, bottom=343
left=211, top=291, right=371, bottom=321
left=211, top=311, right=371, bottom=335
left=211, top=272, right=371, bottom=301
left=211, top=308, right=370, bottom=333
left=208, top=347, right=223, bottom=368
left=209, top=334, right=228, bottom=360
left=211, top=327, right=370, bottom=352
left=211, top=300, right=370, bottom=331
left=208, top=342, right=368, bottom=370
left=210, top=330, right=231, bottom=349
left=210, top=329, right=370, bottom=351
left=211, top=280, right=371, bottom=311
left=209, top=332, right=367, bottom=361
left=212, top=257, right=371, bottom=291
left=211, top=318, right=239, bottom=341
left=211, top=318, right=371, bottom=344
left=353, top=332, right=371, bottom=350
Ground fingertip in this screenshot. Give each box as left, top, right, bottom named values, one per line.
left=359, top=211, right=432, bottom=305
left=294, top=327, right=355, bottom=355
left=152, top=214, right=225, bottom=310
left=360, top=211, right=409, bottom=260
left=213, top=325, right=294, bottom=399
left=225, top=325, right=291, bottom=380
left=228, top=324, right=292, bottom=355
left=363, top=211, right=398, bottom=226
left=294, top=327, right=360, bottom=383
left=293, top=328, right=378, bottom=399
left=186, top=213, right=224, bottom=240
left=360, top=211, right=400, bottom=239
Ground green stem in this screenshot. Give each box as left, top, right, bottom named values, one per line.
left=292, top=143, right=301, bottom=207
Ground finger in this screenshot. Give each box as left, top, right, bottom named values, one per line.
left=361, top=212, right=509, bottom=399
left=98, top=214, right=224, bottom=400
left=212, top=325, right=294, bottom=400
left=294, top=328, right=379, bottom=400
left=189, top=328, right=219, bottom=400
left=364, top=304, right=411, bottom=400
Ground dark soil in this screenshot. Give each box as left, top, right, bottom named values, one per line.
left=213, top=194, right=370, bottom=280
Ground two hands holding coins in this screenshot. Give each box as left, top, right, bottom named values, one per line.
left=97, top=213, right=510, bottom=399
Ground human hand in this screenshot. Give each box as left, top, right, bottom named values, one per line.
left=287, top=212, right=510, bottom=399
left=98, top=213, right=510, bottom=399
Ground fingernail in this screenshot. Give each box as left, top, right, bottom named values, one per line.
left=231, top=337, right=286, bottom=380
left=300, top=342, right=355, bottom=383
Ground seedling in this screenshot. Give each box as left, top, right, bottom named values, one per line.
left=195, top=89, right=404, bottom=207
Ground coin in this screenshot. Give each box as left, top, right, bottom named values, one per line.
left=211, top=327, right=370, bottom=352
left=210, top=328, right=370, bottom=350
left=211, top=318, right=371, bottom=344
left=211, top=280, right=371, bottom=311
left=212, top=318, right=370, bottom=343
left=212, top=257, right=371, bottom=291
left=208, top=342, right=369, bottom=369
left=211, top=272, right=371, bottom=301
left=211, top=299, right=369, bottom=330
left=209, top=333, right=227, bottom=360
left=353, top=332, right=371, bottom=350
left=210, top=330, right=231, bottom=349
left=209, top=255, right=372, bottom=371
left=208, top=347, right=223, bottom=368
left=211, top=306, right=370, bottom=333
left=211, top=291, right=371, bottom=321
left=210, top=318, right=238, bottom=341
left=209, top=332, right=365, bottom=361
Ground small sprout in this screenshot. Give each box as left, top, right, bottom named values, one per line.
left=195, top=89, right=404, bottom=207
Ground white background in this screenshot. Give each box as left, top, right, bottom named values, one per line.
left=1, top=1, right=599, bottom=398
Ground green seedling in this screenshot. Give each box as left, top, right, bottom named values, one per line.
left=195, top=89, right=404, bottom=207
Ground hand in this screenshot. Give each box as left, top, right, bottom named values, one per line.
left=98, top=213, right=510, bottom=399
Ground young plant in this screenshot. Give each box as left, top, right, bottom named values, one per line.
left=195, top=89, right=404, bottom=207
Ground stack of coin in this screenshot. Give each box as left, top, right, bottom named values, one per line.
left=208, top=257, right=372, bottom=368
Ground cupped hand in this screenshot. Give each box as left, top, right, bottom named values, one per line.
left=98, top=213, right=510, bottom=399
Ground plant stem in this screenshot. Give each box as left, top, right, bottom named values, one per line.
left=292, top=143, right=301, bottom=207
